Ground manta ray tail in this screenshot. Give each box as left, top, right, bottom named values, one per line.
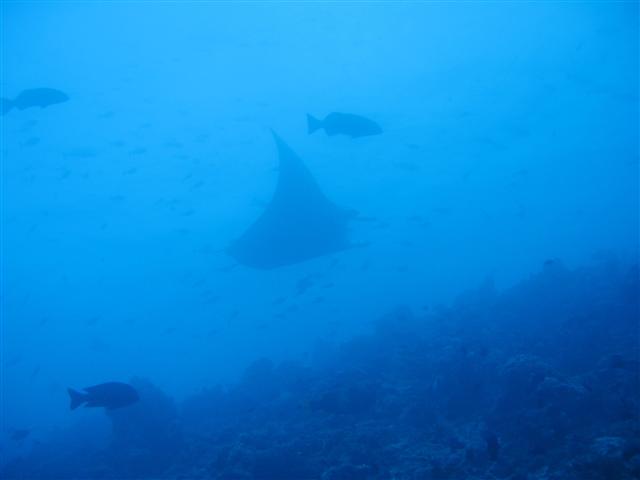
left=67, top=388, right=87, bottom=410
left=1, top=98, right=13, bottom=115
left=306, top=114, right=323, bottom=134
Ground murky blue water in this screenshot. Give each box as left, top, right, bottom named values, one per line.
left=1, top=3, right=638, bottom=479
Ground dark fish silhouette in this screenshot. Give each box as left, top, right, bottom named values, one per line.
left=67, top=382, right=139, bottom=410
left=2, top=88, right=69, bottom=115
left=227, top=131, right=357, bottom=269
left=307, top=112, right=382, bottom=138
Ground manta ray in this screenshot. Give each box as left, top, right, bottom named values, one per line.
left=228, top=132, right=356, bottom=269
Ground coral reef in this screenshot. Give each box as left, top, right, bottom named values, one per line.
left=2, top=260, right=638, bottom=479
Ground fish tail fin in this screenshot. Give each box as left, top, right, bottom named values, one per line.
left=1, top=98, right=13, bottom=115
left=306, top=114, right=322, bottom=134
left=67, top=388, right=86, bottom=410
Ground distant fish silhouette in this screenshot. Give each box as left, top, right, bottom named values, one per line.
left=228, top=131, right=357, bottom=269
left=21, top=137, right=40, bottom=147
left=10, top=429, right=30, bottom=442
left=67, top=382, right=139, bottom=410
left=2, top=88, right=69, bottom=115
left=64, top=147, right=99, bottom=159
left=307, top=112, right=382, bottom=138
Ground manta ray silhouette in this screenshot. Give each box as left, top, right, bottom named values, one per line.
left=228, top=131, right=355, bottom=269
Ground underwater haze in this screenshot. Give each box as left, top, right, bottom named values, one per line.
left=1, top=2, right=639, bottom=479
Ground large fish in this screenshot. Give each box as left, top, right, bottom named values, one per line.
left=307, top=112, right=382, bottom=138
left=2, top=88, right=69, bottom=115
left=67, top=382, right=139, bottom=410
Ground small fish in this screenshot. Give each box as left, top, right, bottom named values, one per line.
left=2, top=88, right=69, bottom=114
left=90, top=338, right=110, bottom=353
left=129, top=147, right=147, bottom=155
left=4, top=355, right=21, bottom=367
left=295, top=275, right=315, bottom=296
left=393, top=160, right=420, bottom=172
left=544, top=258, right=560, bottom=268
left=164, top=139, right=183, bottom=149
left=21, top=137, right=40, bottom=147
left=19, top=119, right=38, bottom=132
left=10, top=429, right=30, bottom=442
left=307, top=112, right=382, bottom=138
left=68, top=382, right=139, bottom=410
left=64, top=147, right=98, bottom=159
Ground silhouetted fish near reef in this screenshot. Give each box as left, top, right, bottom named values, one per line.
left=67, top=382, right=139, bottom=410
left=307, top=112, right=382, bottom=138
left=2, top=88, right=69, bottom=115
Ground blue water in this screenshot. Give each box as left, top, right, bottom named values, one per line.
left=1, top=3, right=638, bottom=479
